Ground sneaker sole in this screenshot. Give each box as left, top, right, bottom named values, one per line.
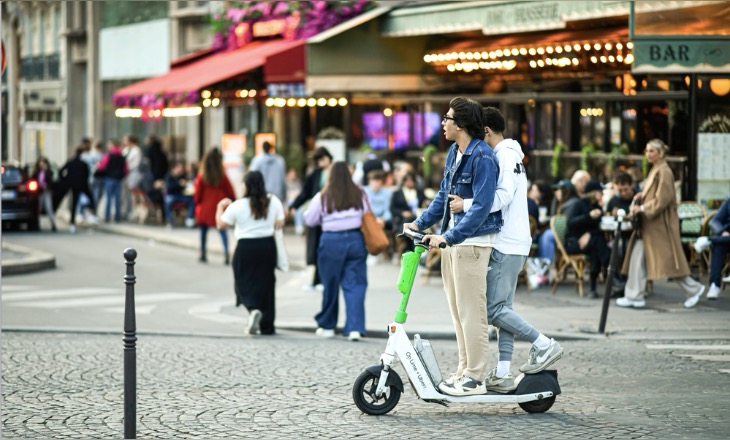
left=439, top=386, right=487, bottom=396
left=520, top=348, right=564, bottom=374
left=247, top=310, right=262, bottom=334
left=485, top=384, right=517, bottom=393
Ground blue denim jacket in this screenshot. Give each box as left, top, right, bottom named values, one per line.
left=415, top=137, right=502, bottom=245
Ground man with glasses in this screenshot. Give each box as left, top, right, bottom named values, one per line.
left=404, top=97, right=501, bottom=396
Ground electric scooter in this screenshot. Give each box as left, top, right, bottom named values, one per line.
left=352, top=229, right=561, bottom=415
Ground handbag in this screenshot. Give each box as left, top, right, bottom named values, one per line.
left=361, top=198, right=389, bottom=255
left=274, top=229, right=289, bottom=271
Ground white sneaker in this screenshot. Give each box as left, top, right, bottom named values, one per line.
left=87, top=215, right=100, bottom=225
left=247, top=309, right=262, bottom=335
left=69, top=224, right=76, bottom=234
left=723, top=274, right=730, bottom=283
left=184, top=218, right=196, bottom=228
left=707, top=284, right=721, bottom=300
left=315, top=328, right=335, bottom=338
left=683, top=286, right=705, bottom=309
left=694, top=236, right=711, bottom=253
left=314, top=284, right=324, bottom=292
left=366, top=255, right=379, bottom=266
left=294, top=225, right=305, bottom=236
left=616, top=297, right=646, bottom=308
left=347, top=331, right=361, bottom=341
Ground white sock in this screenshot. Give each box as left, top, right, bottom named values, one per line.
left=533, top=334, right=551, bottom=350
left=496, top=361, right=510, bottom=378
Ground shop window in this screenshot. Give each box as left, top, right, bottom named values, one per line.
left=579, top=101, right=607, bottom=150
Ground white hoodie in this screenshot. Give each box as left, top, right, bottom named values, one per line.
left=490, top=138, right=532, bottom=256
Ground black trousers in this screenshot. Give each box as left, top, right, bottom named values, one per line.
left=232, top=236, right=277, bottom=334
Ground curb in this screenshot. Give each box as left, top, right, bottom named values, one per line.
left=1, top=242, right=56, bottom=275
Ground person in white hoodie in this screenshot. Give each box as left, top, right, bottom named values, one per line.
left=449, top=107, right=563, bottom=393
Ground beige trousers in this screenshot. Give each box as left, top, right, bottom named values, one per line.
left=625, top=239, right=703, bottom=300
left=441, top=245, right=492, bottom=382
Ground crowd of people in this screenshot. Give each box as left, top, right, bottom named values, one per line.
left=26, top=102, right=728, bottom=396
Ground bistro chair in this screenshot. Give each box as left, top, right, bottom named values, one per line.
left=550, top=214, right=586, bottom=297
left=678, top=201, right=707, bottom=273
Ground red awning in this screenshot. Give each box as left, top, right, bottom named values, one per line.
left=114, top=39, right=305, bottom=100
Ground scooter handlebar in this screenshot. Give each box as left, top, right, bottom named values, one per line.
left=401, top=229, right=447, bottom=248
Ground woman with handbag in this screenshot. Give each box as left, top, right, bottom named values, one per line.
left=216, top=171, right=285, bottom=335
left=303, top=161, right=370, bottom=341
left=617, top=139, right=705, bottom=309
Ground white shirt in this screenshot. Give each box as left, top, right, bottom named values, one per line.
left=220, top=195, right=285, bottom=240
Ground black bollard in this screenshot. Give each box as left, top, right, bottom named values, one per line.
left=123, top=248, right=137, bottom=439
left=598, top=214, right=626, bottom=334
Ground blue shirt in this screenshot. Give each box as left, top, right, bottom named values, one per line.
left=364, top=186, right=392, bottom=222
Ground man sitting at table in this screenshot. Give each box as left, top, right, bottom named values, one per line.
left=164, top=160, right=195, bottom=228
left=694, top=196, right=730, bottom=299
left=563, top=179, right=610, bottom=298
left=606, top=171, right=636, bottom=297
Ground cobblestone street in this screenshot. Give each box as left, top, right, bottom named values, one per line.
left=3, top=331, right=729, bottom=439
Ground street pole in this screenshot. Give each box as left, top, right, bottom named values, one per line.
left=598, top=210, right=626, bottom=334
left=123, top=248, right=137, bottom=439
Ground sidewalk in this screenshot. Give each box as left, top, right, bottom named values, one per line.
left=86, top=221, right=730, bottom=342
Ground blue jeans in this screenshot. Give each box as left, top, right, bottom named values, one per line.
left=200, top=225, right=229, bottom=258
left=104, top=178, right=122, bottom=222
left=709, top=235, right=730, bottom=286
left=316, top=230, right=368, bottom=335
left=537, top=229, right=555, bottom=262
left=487, top=249, right=540, bottom=362
left=164, top=194, right=194, bottom=225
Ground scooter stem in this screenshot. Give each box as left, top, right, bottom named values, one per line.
left=394, top=246, right=426, bottom=323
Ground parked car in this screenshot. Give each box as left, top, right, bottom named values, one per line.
left=2, top=163, right=40, bottom=230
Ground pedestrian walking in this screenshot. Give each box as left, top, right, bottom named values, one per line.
left=32, top=156, right=57, bottom=232
left=390, top=171, right=427, bottom=254
left=95, top=139, right=128, bottom=223
left=250, top=141, right=287, bottom=206
left=617, top=139, right=706, bottom=309
left=59, top=146, right=98, bottom=233
left=194, top=147, right=235, bottom=264
left=405, top=97, right=502, bottom=396
left=84, top=141, right=106, bottom=210
left=477, top=107, right=562, bottom=392
left=216, top=171, right=285, bottom=335
left=693, top=196, right=730, bottom=299
left=303, top=161, right=370, bottom=341
left=289, top=146, right=333, bottom=291
left=163, top=161, right=195, bottom=228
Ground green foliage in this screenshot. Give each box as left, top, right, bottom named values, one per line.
left=422, top=144, right=437, bottom=177
left=550, top=140, right=566, bottom=177
left=607, top=143, right=629, bottom=174
left=580, top=143, right=596, bottom=171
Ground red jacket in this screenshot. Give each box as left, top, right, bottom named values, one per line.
left=193, top=174, right=235, bottom=226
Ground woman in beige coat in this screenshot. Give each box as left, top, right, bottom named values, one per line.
left=617, top=139, right=705, bottom=309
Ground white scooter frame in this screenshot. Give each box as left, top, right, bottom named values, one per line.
left=352, top=229, right=560, bottom=415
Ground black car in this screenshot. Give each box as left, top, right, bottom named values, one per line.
left=2, top=163, right=41, bottom=230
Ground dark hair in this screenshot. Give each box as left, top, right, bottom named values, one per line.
left=75, top=146, right=86, bottom=157
left=263, top=141, right=274, bottom=153
left=126, top=135, right=139, bottom=145
left=482, top=106, right=506, bottom=134
left=200, top=147, right=224, bottom=186
left=557, top=184, right=578, bottom=213
left=612, top=170, right=633, bottom=186
left=367, top=169, right=386, bottom=183
left=244, top=170, right=270, bottom=220
left=402, top=171, right=417, bottom=187
left=312, top=146, right=332, bottom=162
left=321, top=161, right=363, bottom=213
left=449, top=97, right=484, bottom=139
left=531, top=180, right=553, bottom=208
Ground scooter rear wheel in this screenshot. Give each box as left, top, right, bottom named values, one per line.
left=518, top=395, right=556, bottom=413
left=352, top=370, right=401, bottom=415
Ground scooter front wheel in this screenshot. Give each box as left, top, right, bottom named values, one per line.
left=352, top=370, right=401, bottom=415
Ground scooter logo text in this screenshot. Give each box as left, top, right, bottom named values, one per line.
left=405, top=351, right=427, bottom=388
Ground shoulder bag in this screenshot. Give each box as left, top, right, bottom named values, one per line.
left=361, top=197, right=389, bottom=255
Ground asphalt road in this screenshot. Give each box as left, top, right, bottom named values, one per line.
left=1, top=229, right=320, bottom=336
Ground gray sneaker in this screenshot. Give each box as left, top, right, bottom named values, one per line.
left=520, top=339, right=563, bottom=374
left=484, top=368, right=516, bottom=393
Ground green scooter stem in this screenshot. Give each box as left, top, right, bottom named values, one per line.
left=394, top=245, right=426, bottom=323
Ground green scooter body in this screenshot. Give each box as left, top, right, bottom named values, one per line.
left=394, top=246, right=426, bottom=323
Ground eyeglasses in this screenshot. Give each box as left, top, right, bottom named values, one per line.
left=442, top=115, right=454, bottom=123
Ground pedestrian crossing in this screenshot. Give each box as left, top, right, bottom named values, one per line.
left=646, top=344, right=730, bottom=374
left=2, top=285, right=204, bottom=315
